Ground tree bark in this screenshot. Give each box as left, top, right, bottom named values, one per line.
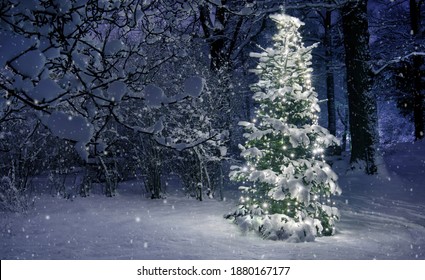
left=342, top=0, right=379, bottom=174
left=324, top=9, right=336, bottom=137
left=199, top=1, right=229, bottom=71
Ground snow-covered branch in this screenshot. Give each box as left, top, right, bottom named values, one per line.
left=372, top=52, right=425, bottom=75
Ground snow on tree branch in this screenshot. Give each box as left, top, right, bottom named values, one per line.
left=372, top=52, right=425, bottom=75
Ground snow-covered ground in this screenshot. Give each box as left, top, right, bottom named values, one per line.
left=1, top=141, right=424, bottom=260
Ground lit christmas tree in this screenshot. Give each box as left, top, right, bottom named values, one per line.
left=227, top=13, right=341, bottom=242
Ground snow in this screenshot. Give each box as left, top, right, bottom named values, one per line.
left=72, top=52, right=87, bottom=69
left=11, top=76, right=34, bottom=93
left=74, top=142, right=89, bottom=162
left=11, top=50, right=46, bottom=78
left=146, top=117, right=164, bottom=134
left=241, top=147, right=263, bottom=158
left=143, top=84, right=168, bottom=108
left=43, top=47, right=61, bottom=59
left=210, top=0, right=222, bottom=6
left=0, top=30, right=37, bottom=69
left=1, top=141, right=425, bottom=259
left=45, top=111, right=93, bottom=143
left=27, top=79, right=64, bottom=103
left=184, top=76, right=205, bottom=97
left=219, top=146, right=227, bottom=157
left=104, top=39, right=125, bottom=56
left=239, top=7, right=253, bottom=16
left=43, top=111, right=93, bottom=161
left=107, top=81, right=127, bottom=102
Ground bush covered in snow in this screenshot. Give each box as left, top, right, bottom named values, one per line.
left=0, top=175, right=33, bottom=213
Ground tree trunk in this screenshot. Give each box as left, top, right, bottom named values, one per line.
left=342, top=0, right=379, bottom=174
left=199, top=1, right=228, bottom=71
left=410, top=0, right=424, bottom=140
left=324, top=9, right=336, bottom=137
left=210, top=7, right=227, bottom=71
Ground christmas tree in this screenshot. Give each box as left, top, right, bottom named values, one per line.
left=227, top=13, right=341, bottom=242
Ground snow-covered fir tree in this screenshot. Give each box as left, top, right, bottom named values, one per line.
left=227, top=13, right=342, bottom=242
